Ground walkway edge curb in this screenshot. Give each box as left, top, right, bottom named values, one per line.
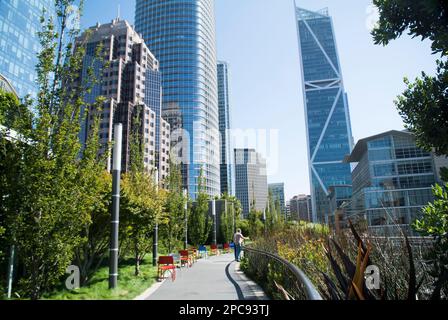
left=234, top=262, right=269, bottom=300
left=133, top=279, right=166, bottom=300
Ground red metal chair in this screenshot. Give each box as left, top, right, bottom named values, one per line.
left=157, top=256, right=176, bottom=282
left=179, top=250, right=193, bottom=268
left=210, top=244, right=219, bottom=256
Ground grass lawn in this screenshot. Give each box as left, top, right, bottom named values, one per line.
left=43, top=256, right=158, bottom=300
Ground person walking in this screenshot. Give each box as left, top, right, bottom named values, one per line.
left=233, top=229, right=248, bottom=262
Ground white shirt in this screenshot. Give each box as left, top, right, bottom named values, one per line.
left=233, top=232, right=244, bottom=245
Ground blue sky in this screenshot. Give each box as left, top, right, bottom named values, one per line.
left=82, top=0, right=438, bottom=200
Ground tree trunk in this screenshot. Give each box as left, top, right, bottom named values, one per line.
left=135, top=256, right=140, bottom=276
left=135, top=242, right=140, bottom=276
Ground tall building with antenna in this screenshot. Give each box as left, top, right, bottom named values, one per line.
left=294, top=6, right=354, bottom=223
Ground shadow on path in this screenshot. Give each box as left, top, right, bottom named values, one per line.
left=146, top=253, right=267, bottom=301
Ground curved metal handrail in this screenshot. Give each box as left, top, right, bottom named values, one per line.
left=242, top=246, right=323, bottom=300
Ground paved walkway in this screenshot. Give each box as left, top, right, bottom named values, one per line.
left=145, top=253, right=268, bottom=300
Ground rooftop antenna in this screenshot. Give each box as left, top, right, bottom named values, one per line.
left=117, top=4, right=120, bottom=20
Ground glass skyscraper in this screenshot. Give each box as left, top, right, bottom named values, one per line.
left=234, top=148, right=268, bottom=217
left=268, top=183, right=286, bottom=216
left=135, top=0, right=221, bottom=199
left=217, top=61, right=234, bottom=196
left=295, top=7, right=354, bottom=223
left=345, top=130, right=442, bottom=236
left=0, top=0, right=54, bottom=98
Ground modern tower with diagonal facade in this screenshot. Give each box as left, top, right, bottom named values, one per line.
left=295, top=7, right=354, bottom=223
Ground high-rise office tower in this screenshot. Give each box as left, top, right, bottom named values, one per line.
left=75, top=19, right=169, bottom=175
left=346, top=130, right=445, bottom=236
left=217, top=61, right=234, bottom=196
left=289, top=194, right=312, bottom=222
left=135, top=0, right=221, bottom=199
left=144, top=54, right=171, bottom=182
left=268, top=183, right=286, bottom=216
left=234, top=148, right=268, bottom=217
left=295, top=7, right=354, bottom=223
left=0, top=0, right=54, bottom=98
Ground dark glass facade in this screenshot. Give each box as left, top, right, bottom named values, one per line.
left=0, top=0, right=54, bottom=98
left=217, top=61, right=234, bottom=196
left=135, top=0, right=220, bottom=198
left=295, top=7, right=354, bottom=223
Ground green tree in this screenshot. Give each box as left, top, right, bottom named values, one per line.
left=161, top=161, right=187, bottom=252
left=372, top=0, right=448, bottom=56
left=372, top=0, right=448, bottom=155
left=0, top=91, right=33, bottom=130
left=121, top=171, right=159, bottom=276
left=1, top=90, right=34, bottom=296
left=236, top=219, right=250, bottom=239
left=73, top=102, right=112, bottom=285
left=0, top=224, right=5, bottom=296
left=441, top=167, right=448, bottom=183
left=394, top=60, right=448, bottom=156
left=74, top=170, right=112, bottom=285
left=120, top=107, right=167, bottom=276
left=373, top=1, right=448, bottom=299
left=413, top=184, right=448, bottom=299
left=265, top=191, right=283, bottom=233
left=0, top=0, right=122, bottom=298
left=188, top=168, right=211, bottom=246
left=0, top=0, right=100, bottom=299
left=219, top=194, right=234, bottom=244
left=247, top=208, right=264, bottom=239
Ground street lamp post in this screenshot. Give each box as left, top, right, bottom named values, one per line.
left=183, top=189, right=188, bottom=250
left=263, top=208, right=267, bottom=235
left=109, top=123, right=122, bottom=290
left=231, top=201, right=235, bottom=234
left=153, top=169, right=159, bottom=267
left=212, top=199, right=217, bottom=245
left=6, top=244, right=15, bottom=299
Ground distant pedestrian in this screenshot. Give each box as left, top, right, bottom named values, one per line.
left=233, top=229, right=248, bottom=262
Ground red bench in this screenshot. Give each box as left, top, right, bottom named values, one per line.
left=157, top=256, right=176, bottom=282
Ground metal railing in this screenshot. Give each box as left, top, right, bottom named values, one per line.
left=242, top=247, right=322, bottom=300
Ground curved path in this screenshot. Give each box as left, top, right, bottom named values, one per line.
left=144, top=253, right=268, bottom=300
